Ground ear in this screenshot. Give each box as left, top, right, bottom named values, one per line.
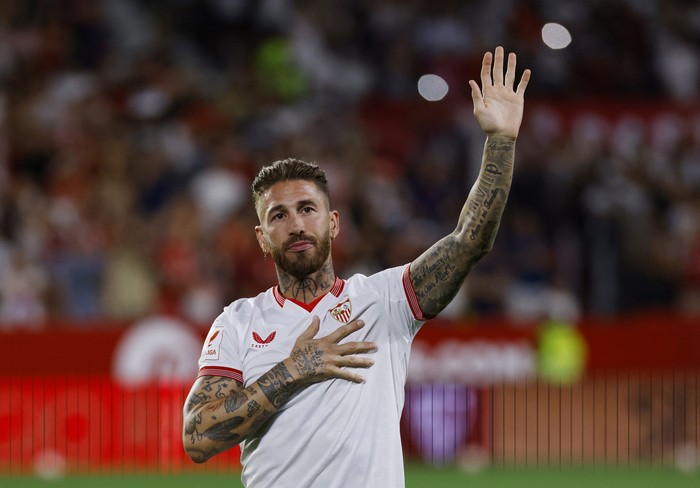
left=329, top=210, right=340, bottom=241
left=255, top=225, right=268, bottom=254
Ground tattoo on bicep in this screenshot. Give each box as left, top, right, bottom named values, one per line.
left=185, top=392, right=209, bottom=413
left=201, top=377, right=231, bottom=399
left=258, top=363, right=295, bottom=409
left=413, top=239, right=466, bottom=315
left=184, top=411, right=203, bottom=443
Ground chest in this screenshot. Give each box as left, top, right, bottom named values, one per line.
left=239, top=294, right=387, bottom=385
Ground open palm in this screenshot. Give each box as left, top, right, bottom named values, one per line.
left=469, top=46, right=531, bottom=139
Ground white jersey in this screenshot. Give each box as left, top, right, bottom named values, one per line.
left=198, top=264, right=426, bottom=488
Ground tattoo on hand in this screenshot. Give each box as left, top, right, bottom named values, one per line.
left=291, top=344, right=325, bottom=379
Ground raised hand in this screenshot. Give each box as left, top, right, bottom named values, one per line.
left=469, top=46, right=531, bottom=139
left=285, top=316, right=376, bottom=385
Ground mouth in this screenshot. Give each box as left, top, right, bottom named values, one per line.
left=286, top=241, right=314, bottom=252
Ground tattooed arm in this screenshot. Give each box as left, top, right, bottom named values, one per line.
left=182, top=317, right=375, bottom=463
left=409, top=47, right=531, bottom=318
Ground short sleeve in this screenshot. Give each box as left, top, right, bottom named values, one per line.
left=364, top=264, right=427, bottom=339
left=197, top=309, right=244, bottom=384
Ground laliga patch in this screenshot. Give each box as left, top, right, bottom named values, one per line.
left=202, top=328, right=224, bottom=360
left=329, top=298, right=352, bottom=323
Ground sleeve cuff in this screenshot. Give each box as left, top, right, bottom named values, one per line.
left=402, top=264, right=428, bottom=321
left=197, top=366, right=244, bottom=384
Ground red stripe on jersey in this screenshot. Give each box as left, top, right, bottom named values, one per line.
left=198, top=366, right=244, bottom=384
left=273, top=286, right=285, bottom=307
left=330, top=276, right=345, bottom=297
left=402, top=264, right=427, bottom=321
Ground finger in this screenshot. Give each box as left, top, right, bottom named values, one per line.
left=516, top=68, right=532, bottom=95
left=493, top=46, right=504, bottom=85
left=505, top=52, right=516, bottom=88
left=326, top=319, right=365, bottom=343
left=297, top=316, right=321, bottom=341
left=469, top=80, right=484, bottom=111
left=336, top=341, right=378, bottom=356
left=327, top=365, right=366, bottom=384
left=335, top=355, right=375, bottom=369
left=480, top=51, right=493, bottom=88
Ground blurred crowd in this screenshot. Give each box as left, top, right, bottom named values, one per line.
left=0, top=0, right=698, bottom=327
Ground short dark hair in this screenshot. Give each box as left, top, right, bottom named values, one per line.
left=251, top=158, right=330, bottom=213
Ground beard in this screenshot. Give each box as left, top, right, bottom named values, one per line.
left=268, top=230, right=332, bottom=280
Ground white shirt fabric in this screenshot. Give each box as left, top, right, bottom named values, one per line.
left=198, top=264, right=426, bottom=488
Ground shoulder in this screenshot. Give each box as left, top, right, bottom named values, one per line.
left=344, top=264, right=409, bottom=294
left=219, top=288, right=274, bottom=326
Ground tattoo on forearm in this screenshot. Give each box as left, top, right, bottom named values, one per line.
left=224, top=391, right=248, bottom=413
left=250, top=410, right=272, bottom=432
left=258, top=362, right=296, bottom=408
left=202, top=416, right=244, bottom=442
left=464, top=137, right=513, bottom=252
left=411, top=136, right=515, bottom=317
left=246, top=400, right=261, bottom=417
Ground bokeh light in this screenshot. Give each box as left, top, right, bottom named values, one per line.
left=418, top=74, right=449, bottom=101
left=542, top=22, right=572, bottom=49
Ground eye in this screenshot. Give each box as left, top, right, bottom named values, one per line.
left=301, top=206, right=315, bottom=214
left=271, top=212, right=285, bottom=221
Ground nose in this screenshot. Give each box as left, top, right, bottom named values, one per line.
left=289, top=213, right=304, bottom=235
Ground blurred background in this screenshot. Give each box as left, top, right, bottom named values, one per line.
left=0, top=0, right=699, bottom=486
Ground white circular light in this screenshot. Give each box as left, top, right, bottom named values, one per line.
left=542, top=22, right=572, bottom=49
left=417, top=74, right=449, bottom=101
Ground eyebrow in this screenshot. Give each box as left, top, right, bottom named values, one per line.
left=266, top=199, right=318, bottom=219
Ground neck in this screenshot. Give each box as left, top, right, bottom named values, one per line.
left=276, top=261, right=336, bottom=303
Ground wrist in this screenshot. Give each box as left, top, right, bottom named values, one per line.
left=486, top=133, right=517, bottom=142
left=281, top=357, right=311, bottom=388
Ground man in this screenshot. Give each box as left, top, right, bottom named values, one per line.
left=182, top=46, right=530, bottom=487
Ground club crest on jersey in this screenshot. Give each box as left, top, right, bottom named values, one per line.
left=329, top=298, right=352, bottom=323
left=251, top=331, right=276, bottom=349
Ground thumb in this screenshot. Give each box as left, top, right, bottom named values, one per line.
left=297, top=316, right=320, bottom=341
left=469, top=80, right=484, bottom=111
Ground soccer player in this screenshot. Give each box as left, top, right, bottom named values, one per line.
left=182, top=46, right=530, bottom=487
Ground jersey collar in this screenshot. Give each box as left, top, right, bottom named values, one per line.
left=273, top=276, right=345, bottom=311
